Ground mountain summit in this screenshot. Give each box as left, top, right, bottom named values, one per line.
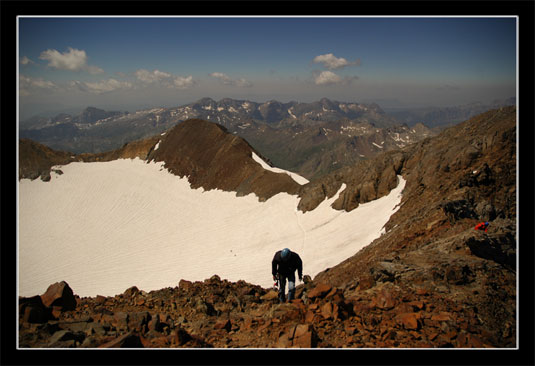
left=147, top=119, right=302, bottom=200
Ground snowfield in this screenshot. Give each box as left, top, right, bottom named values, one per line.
left=252, top=153, right=309, bottom=185
left=18, top=158, right=405, bottom=298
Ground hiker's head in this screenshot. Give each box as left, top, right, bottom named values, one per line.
left=281, top=248, right=290, bottom=261
left=485, top=222, right=489, bottom=226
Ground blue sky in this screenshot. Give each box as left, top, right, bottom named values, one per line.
left=18, top=17, right=517, bottom=118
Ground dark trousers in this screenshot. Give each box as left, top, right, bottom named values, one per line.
left=278, top=273, right=296, bottom=303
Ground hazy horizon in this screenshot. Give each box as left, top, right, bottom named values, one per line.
left=18, top=16, right=517, bottom=120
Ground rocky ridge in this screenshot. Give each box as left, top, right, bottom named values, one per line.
left=18, top=107, right=517, bottom=348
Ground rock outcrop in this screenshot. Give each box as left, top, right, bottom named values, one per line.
left=147, top=119, right=301, bottom=201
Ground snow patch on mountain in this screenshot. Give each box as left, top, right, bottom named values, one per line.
left=251, top=153, right=309, bottom=185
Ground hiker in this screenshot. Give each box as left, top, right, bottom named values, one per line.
left=272, top=248, right=303, bottom=303
left=475, top=222, right=489, bottom=232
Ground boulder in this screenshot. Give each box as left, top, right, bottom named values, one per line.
left=371, top=289, right=397, bottom=310
left=40, top=281, right=77, bottom=312
left=112, top=312, right=129, bottom=330
left=307, top=283, right=332, bottom=299
left=178, top=279, right=193, bottom=290
left=396, top=313, right=421, bottom=330
left=123, top=286, right=140, bottom=298
left=128, top=311, right=151, bottom=332
left=260, top=290, right=279, bottom=301
left=214, top=318, right=231, bottom=332
left=19, top=296, right=52, bottom=323
left=284, top=324, right=318, bottom=348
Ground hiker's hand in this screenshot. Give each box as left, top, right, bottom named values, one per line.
left=273, top=275, right=277, bottom=281
left=299, top=276, right=303, bottom=282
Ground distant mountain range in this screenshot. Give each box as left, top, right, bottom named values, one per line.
left=20, top=97, right=440, bottom=180
left=385, top=97, right=516, bottom=128
left=18, top=97, right=515, bottom=179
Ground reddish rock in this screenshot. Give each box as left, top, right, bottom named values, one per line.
left=98, top=332, right=144, bottom=348
left=320, top=302, right=333, bottom=320
left=113, top=312, right=129, bottom=330
left=276, top=333, right=291, bottom=348
left=123, top=286, right=140, bottom=298
left=307, top=283, right=332, bottom=299
left=357, top=276, right=376, bottom=291
left=372, top=290, right=397, bottom=310
left=285, top=324, right=317, bottom=348
left=396, top=313, right=421, bottom=330
left=382, top=329, right=397, bottom=341
left=260, top=290, right=279, bottom=301
left=444, top=330, right=458, bottom=340
left=293, top=327, right=317, bottom=348
left=214, top=318, right=231, bottom=332
left=257, top=319, right=272, bottom=331
left=408, top=300, right=425, bottom=311
left=345, top=325, right=358, bottom=336
left=431, top=312, right=452, bottom=322
left=305, top=309, right=318, bottom=323
left=51, top=306, right=63, bottom=319
left=40, top=281, right=77, bottom=311
left=178, top=279, right=193, bottom=290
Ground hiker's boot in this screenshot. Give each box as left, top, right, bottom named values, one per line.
left=288, top=290, right=295, bottom=302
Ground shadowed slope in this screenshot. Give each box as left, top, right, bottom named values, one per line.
left=147, top=119, right=301, bottom=201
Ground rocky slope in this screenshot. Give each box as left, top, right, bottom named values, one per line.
left=145, top=119, right=301, bottom=200
left=18, top=107, right=517, bottom=348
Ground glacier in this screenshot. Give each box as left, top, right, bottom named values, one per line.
left=18, top=158, right=405, bottom=298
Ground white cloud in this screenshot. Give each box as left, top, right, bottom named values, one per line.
left=314, top=70, right=342, bottom=85
left=19, top=75, right=57, bottom=96
left=135, top=69, right=171, bottom=83
left=210, top=72, right=252, bottom=87
left=70, top=78, right=133, bottom=94
left=313, top=71, right=359, bottom=86
left=172, top=75, right=195, bottom=89
left=135, top=69, right=195, bottom=89
left=39, top=47, right=104, bottom=74
left=20, top=56, right=34, bottom=65
left=235, top=78, right=253, bottom=87
left=313, top=53, right=361, bottom=70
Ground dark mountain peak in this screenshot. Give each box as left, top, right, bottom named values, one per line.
left=196, top=97, right=216, bottom=104
left=367, top=102, right=385, bottom=114
left=149, top=119, right=301, bottom=200
left=83, top=106, right=104, bottom=113
left=319, top=97, right=337, bottom=108
left=77, top=106, right=122, bottom=124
